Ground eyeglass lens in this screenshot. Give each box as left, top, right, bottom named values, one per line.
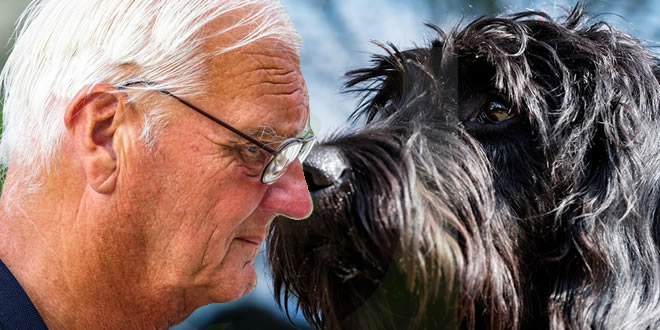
left=262, top=138, right=315, bottom=184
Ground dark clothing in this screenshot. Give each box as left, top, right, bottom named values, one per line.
left=0, top=259, right=48, bottom=329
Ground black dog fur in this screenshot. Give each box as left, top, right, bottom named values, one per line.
left=268, top=5, right=660, bottom=329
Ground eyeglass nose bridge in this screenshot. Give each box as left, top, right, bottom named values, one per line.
left=296, top=136, right=316, bottom=162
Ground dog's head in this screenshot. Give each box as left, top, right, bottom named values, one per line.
left=268, top=5, right=660, bottom=329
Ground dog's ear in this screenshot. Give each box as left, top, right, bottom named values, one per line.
left=345, top=44, right=431, bottom=123
left=543, top=12, right=660, bottom=224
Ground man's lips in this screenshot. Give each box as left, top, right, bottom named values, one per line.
left=236, top=236, right=263, bottom=245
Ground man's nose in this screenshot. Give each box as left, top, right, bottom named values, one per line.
left=259, top=161, right=313, bottom=220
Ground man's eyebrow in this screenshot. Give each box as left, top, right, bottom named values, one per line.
left=244, top=126, right=288, bottom=144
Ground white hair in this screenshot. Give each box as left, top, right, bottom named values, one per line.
left=0, top=0, right=301, bottom=186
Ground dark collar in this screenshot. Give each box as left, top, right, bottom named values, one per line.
left=0, top=259, right=48, bottom=329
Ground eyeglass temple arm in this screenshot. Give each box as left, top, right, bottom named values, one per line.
left=117, top=81, right=277, bottom=154
left=160, top=90, right=277, bottom=153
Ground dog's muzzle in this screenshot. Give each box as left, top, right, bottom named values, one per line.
left=303, top=146, right=349, bottom=196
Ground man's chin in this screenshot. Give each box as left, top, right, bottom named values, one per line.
left=239, top=260, right=258, bottom=295
left=208, top=261, right=258, bottom=303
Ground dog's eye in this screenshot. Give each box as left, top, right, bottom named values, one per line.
left=477, top=101, right=514, bottom=124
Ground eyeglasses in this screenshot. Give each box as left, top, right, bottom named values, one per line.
left=117, top=81, right=316, bottom=184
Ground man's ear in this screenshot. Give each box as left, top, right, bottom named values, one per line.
left=64, top=84, right=126, bottom=194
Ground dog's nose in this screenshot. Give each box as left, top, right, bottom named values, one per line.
left=303, top=146, right=349, bottom=193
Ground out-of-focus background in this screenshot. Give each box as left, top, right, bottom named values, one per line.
left=1, top=0, right=659, bottom=329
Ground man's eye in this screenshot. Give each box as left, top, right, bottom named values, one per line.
left=244, top=146, right=268, bottom=163
left=246, top=146, right=259, bottom=154
left=233, top=144, right=269, bottom=176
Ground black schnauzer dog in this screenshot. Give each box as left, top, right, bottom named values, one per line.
left=268, top=5, right=660, bottom=329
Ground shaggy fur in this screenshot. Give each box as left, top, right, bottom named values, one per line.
left=267, top=5, right=660, bottom=329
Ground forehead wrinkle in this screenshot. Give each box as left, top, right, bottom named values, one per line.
left=230, top=62, right=296, bottom=81
left=223, top=49, right=299, bottom=77
left=218, top=53, right=305, bottom=110
left=201, top=38, right=308, bottom=144
left=233, top=67, right=301, bottom=94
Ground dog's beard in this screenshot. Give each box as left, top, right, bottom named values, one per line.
left=269, top=124, right=520, bottom=329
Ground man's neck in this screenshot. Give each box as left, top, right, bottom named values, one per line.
left=0, top=173, right=191, bottom=329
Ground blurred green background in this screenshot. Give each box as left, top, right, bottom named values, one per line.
left=0, top=0, right=33, bottom=121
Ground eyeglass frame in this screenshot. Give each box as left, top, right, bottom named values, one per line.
left=116, top=80, right=316, bottom=184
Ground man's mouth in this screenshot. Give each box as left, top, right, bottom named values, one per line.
left=236, top=236, right=262, bottom=246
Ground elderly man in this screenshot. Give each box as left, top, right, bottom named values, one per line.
left=0, top=0, right=313, bottom=328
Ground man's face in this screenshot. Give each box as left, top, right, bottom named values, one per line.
left=117, top=36, right=312, bottom=305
